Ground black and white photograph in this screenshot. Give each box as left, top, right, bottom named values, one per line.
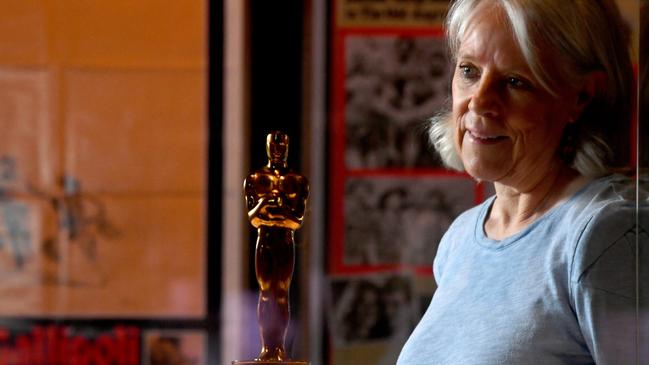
left=328, top=274, right=418, bottom=346
left=344, top=176, right=476, bottom=266
left=345, top=35, right=451, bottom=169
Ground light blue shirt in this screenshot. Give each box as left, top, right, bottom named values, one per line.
left=398, top=175, right=644, bottom=365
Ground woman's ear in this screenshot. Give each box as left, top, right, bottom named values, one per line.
left=571, top=71, right=606, bottom=123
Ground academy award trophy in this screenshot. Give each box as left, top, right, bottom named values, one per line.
left=234, top=131, right=310, bottom=365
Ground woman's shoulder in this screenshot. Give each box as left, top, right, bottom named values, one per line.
left=567, top=174, right=637, bottom=294
left=566, top=174, right=635, bottom=248
left=563, top=174, right=634, bottom=223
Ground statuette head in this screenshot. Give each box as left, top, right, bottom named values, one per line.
left=266, top=131, right=289, bottom=166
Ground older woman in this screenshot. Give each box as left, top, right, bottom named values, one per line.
left=398, top=1, right=639, bottom=364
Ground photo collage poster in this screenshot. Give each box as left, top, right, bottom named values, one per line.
left=327, top=0, right=487, bottom=364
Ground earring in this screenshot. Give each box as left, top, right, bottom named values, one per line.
left=560, top=123, right=578, bottom=162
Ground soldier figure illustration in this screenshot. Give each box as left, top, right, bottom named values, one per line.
left=243, top=131, right=309, bottom=362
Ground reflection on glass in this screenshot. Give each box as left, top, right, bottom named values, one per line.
left=396, top=1, right=644, bottom=364
left=638, top=1, right=648, bottom=363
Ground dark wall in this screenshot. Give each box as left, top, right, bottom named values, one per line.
left=249, top=1, right=305, bottom=172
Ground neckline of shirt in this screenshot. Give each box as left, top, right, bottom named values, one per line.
left=473, top=176, right=608, bottom=250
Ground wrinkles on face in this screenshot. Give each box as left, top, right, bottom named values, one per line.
left=451, top=9, right=578, bottom=189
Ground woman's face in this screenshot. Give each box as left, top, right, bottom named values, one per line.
left=451, top=10, right=582, bottom=186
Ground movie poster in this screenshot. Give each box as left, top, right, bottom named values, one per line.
left=0, top=68, right=206, bottom=317
left=327, top=0, right=476, bottom=363
left=0, top=323, right=207, bottom=365
left=329, top=0, right=479, bottom=275
left=0, top=322, right=141, bottom=365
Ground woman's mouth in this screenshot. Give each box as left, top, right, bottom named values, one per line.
left=466, top=130, right=508, bottom=145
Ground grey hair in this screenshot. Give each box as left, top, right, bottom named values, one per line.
left=430, top=0, right=633, bottom=177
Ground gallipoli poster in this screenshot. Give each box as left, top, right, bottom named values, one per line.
left=0, top=69, right=206, bottom=318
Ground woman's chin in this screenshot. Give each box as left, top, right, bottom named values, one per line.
left=463, top=160, right=508, bottom=183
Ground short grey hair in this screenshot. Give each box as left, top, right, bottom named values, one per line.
left=430, top=0, right=633, bottom=177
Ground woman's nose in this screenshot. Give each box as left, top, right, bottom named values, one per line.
left=468, top=77, right=501, bottom=117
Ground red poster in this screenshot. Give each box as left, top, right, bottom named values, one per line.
left=328, top=0, right=481, bottom=276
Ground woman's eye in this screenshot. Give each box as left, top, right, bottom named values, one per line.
left=458, top=64, right=478, bottom=79
left=506, top=76, right=529, bottom=89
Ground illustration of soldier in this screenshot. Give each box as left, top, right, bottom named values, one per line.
left=30, top=175, right=119, bottom=287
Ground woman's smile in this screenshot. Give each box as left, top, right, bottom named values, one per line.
left=451, top=8, right=580, bottom=186
left=464, top=129, right=509, bottom=145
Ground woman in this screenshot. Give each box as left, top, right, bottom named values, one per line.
left=397, top=1, right=639, bottom=364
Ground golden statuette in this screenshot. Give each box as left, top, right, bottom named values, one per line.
left=234, top=131, right=310, bottom=365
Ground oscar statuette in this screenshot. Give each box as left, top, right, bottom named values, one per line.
left=233, top=131, right=309, bottom=365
